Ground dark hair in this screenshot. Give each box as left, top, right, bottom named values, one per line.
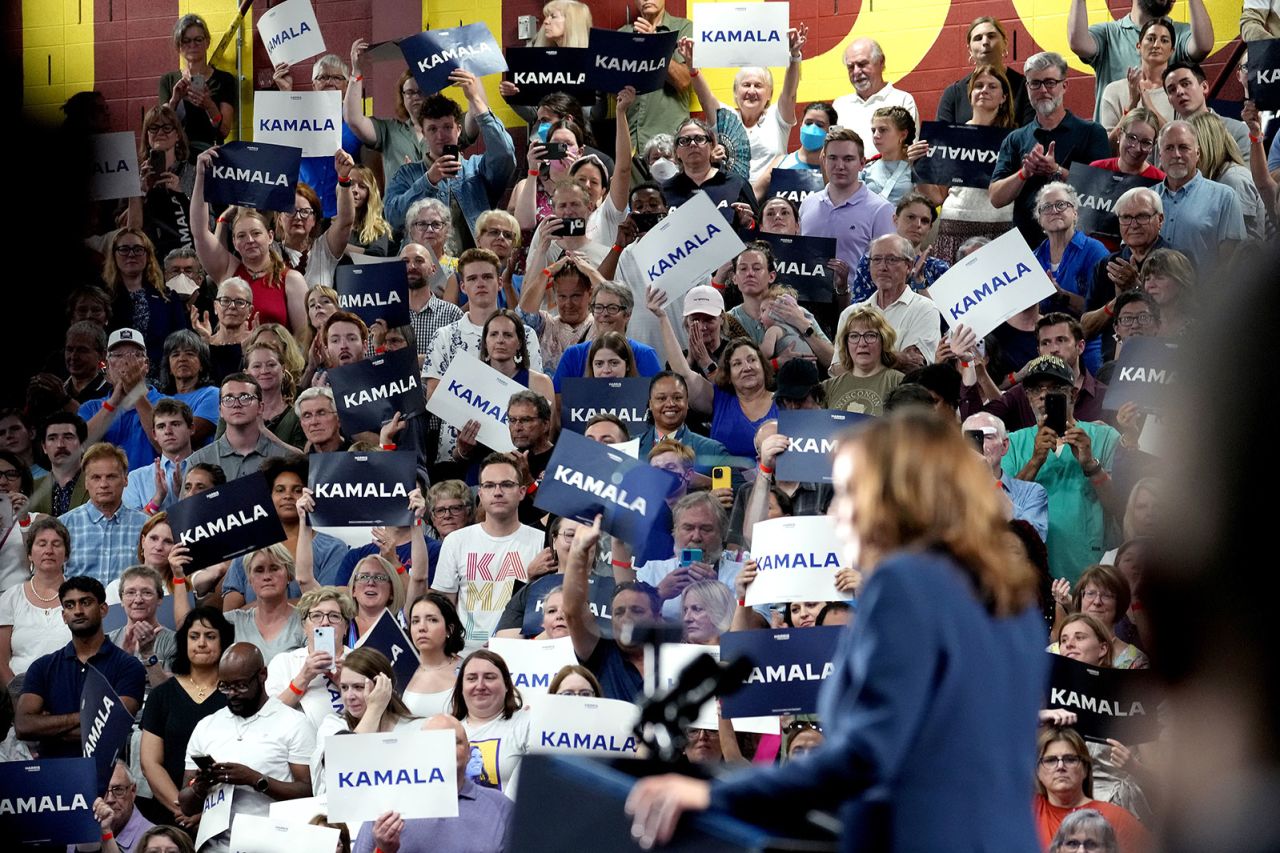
left=547, top=664, right=603, bottom=697
left=536, top=92, right=596, bottom=146
left=415, top=94, right=463, bottom=124
left=259, top=453, right=309, bottom=487
left=761, top=195, right=801, bottom=222
left=409, top=593, right=466, bottom=656
left=480, top=309, right=532, bottom=368
left=0, top=450, right=34, bottom=497
left=1009, top=519, right=1053, bottom=625
left=1114, top=290, right=1160, bottom=321
left=629, top=181, right=668, bottom=206
left=25, top=515, right=69, bottom=555
left=341, top=647, right=416, bottom=727
left=59, top=576, right=106, bottom=605
left=733, top=240, right=777, bottom=274
left=153, top=398, right=195, bottom=428
left=646, top=370, right=688, bottom=425
left=612, top=580, right=662, bottom=618
left=38, top=412, right=88, bottom=446
left=895, top=192, right=937, bottom=222
left=159, top=330, right=213, bottom=394
left=587, top=332, right=638, bottom=378
left=508, top=389, right=551, bottom=421
left=802, top=101, right=838, bottom=125
left=171, top=606, right=235, bottom=675
left=136, top=827, right=195, bottom=853
left=714, top=338, right=775, bottom=394
left=1162, top=60, right=1206, bottom=86
left=584, top=412, right=630, bottom=441
left=1037, top=312, right=1085, bottom=344
left=67, top=286, right=113, bottom=326
left=479, top=451, right=522, bottom=483
left=186, top=462, right=227, bottom=488
left=905, top=364, right=962, bottom=408
left=968, top=64, right=1017, bottom=129
left=815, top=601, right=852, bottom=625
left=871, top=105, right=916, bottom=147
left=883, top=382, right=939, bottom=413
left=548, top=116, right=585, bottom=148
left=451, top=649, right=522, bottom=720
left=1073, top=564, right=1133, bottom=621
left=1139, top=16, right=1177, bottom=47
left=219, top=371, right=262, bottom=399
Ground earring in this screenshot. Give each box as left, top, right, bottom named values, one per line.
left=515, top=352, right=524, bottom=364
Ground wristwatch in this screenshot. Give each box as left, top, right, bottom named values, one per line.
left=802, top=325, right=816, bottom=338
left=141, top=654, right=159, bottom=668
left=253, top=776, right=270, bottom=793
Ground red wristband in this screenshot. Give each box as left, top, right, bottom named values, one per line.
left=690, top=69, right=700, bottom=78
left=354, top=75, right=364, bottom=82
left=611, top=558, right=630, bottom=569
left=1104, top=302, right=1115, bottom=317
left=1006, top=372, right=1016, bottom=386
left=758, top=463, right=774, bottom=476
left=381, top=443, right=397, bottom=450
left=337, top=176, right=352, bottom=187
left=770, top=358, right=779, bottom=370
left=395, top=564, right=407, bottom=575
left=288, top=681, right=304, bottom=696
left=144, top=501, right=160, bottom=514
left=172, top=576, right=186, bottom=585
left=102, top=401, right=116, bottom=412
left=611, top=244, right=623, bottom=253
left=737, top=598, right=746, bottom=607
left=1017, top=167, right=1028, bottom=181
left=102, top=831, right=114, bottom=841
left=528, top=169, right=541, bottom=176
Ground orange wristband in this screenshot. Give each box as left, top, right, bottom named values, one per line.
left=172, top=576, right=186, bottom=585
left=288, top=681, right=304, bottom=696
left=102, top=401, right=116, bottom=412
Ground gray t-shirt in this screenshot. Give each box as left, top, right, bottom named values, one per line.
left=106, top=624, right=178, bottom=672
left=1086, top=15, right=1193, bottom=117
left=223, top=608, right=305, bottom=664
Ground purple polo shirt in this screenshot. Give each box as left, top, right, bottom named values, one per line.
left=798, top=183, right=896, bottom=270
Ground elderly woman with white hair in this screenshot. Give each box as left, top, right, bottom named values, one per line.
left=159, top=13, right=235, bottom=152
left=1047, top=808, right=1120, bottom=853
left=190, top=277, right=255, bottom=348
left=405, top=198, right=457, bottom=275
left=681, top=580, right=735, bottom=646
left=1033, top=182, right=1111, bottom=317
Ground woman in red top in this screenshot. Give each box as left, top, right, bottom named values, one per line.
left=1033, top=726, right=1151, bottom=852
left=1090, top=109, right=1165, bottom=181
left=189, top=147, right=309, bottom=336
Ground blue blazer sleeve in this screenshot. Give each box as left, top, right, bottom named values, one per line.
left=710, top=561, right=939, bottom=814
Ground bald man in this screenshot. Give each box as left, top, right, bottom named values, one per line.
left=963, top=412, right=1048, bottom=542
left=180, top=643, right=314, bottom=853
left=357, top=714, right=513, bottom=853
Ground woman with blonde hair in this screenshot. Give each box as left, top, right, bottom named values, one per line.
left=244, top=323, right=306, bottom=386
left=822, top=306, right=904, bottom=415
left=103, top=228, right=189, bottom=366
left=627, top=411, right=1048, bottom=851
left=137, top=104, right=196, bottom=234
left=346, top=165, right=393, bottom=256
left=1188, top=110, right=1265, bottom=240
left=531, top=0, right=592, bottom=47
left=301, top=285, right=339, bottom=376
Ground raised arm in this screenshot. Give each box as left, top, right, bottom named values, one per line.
left=677, top=38, right=720, bottom=116
left=776, top=26, right=807, bottom=128
left=564, top=514, right=604, bottom=662
left=405, top=488, right=431, bottom=616
left=322, top=150, right=357, bottom=260
left=343, top=40, right=380, bottom=146
left=1185, top=0, right=1213, bottom=61
left=647, top=287, right=714, bottom=413
left=1067, top=0, right=1098, bottom=63
left=190, top=149, right=237, bottom=282
left=608, top=87, right=638, bottom=215
left=293, top=490, right=320, bottom=594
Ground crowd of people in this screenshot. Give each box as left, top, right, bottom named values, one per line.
left=6, top=0, right=1275, bottom=850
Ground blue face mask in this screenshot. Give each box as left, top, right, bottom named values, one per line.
left=536, top=122, right=552, bottom=143
left=800, top=123, right=827, bottom=152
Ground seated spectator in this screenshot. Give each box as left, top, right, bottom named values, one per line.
left=0, top=452, right=34, bottom=575
left=495, top=517, right=590, bottom=639
left=271, top=168, right=356, bottom=288
left=1054, top=565, right=1149, bottom=668
left=937, top=18, right=1033, bottom=125
left=133, top=512, right=180, bottom=598
left=1001, top=355, right=1125, bottom=584
left=384, top=76, right=516, bottom=247
left=0, top=517, right=72, bottom=685
left=214, top=544, right=306, bottom=661
left=963, top=412, right=1049, bottom=542
left=989, top=52, right=1110, bottom=245
left=30, top=412, right=87, bottom=517
left=773, top=360, right=826, bottom=411
left=799, top=127, right=895, bottom=271
left=16, top=576, right=145, bottom=756
left=266, top=587, right=357, bottom=731
left=1033, top=725, right=1150, bottom=852
left=243, top=339, right=305, bottom=448
left=848, top=193, right=953, bottom=303
left=346, top=166, right=393, bottom=256
left=727, top=242, right=833, bottom=370
left=122, top=399, right=193, bottom=514
left=548, top=663, right=602, bottom=698
left=728, top=420, right=834, bottom=552
left=61, top=443, right=148, bottom=587
left=1096, top=292, right=1161, bottom=385
left=860, top=106, right=917, bottom=205
left=110, top=565, right=179, bottom=688
left=832, top=39, right=919, bottom=146
left=450, top=650, right=530, bottom=797
left=356, top=714, right=512, bottom=853
left=1098, top=17, right=1177, bottom=134
left=160, top=14, right=234, bottom=152
left=551, top=280, right=660, bottom=393
left=88, top=761, right=156, bottom=850
left=62, top=321, right=112, bottom=404
left=660, top=117, right=759, bottom=226
left=1048, top=809, right=1119, bottom=853
left=839, top=234, right=943, bottom=372
left=1091, top=108, right=1166, bottom=183
left=636, top=372, right=731, bottom=477
left=402, top=592, right=466, bottom=718
left=186, top=373, right=296, bottom=479
left=80, top=329, right=166, bottom=471
left=1188, top=110, right=1267, bottom=241
left=156, top=330, right=218, bottom=445
left=823, top=306, right=904, bottom=415
left=1032, top=182, right=1111, bottom=372
left=294, top=387, right=346, bottom=455
left=515, top=259, right=594, bottom=374
left=1153, top=120, right=1246, bottom=271
left=750, top=101, right=835, bottom=199
left=1163, top=61, right=1250, bottom=166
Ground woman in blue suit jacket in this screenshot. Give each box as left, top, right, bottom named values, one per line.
left=625, top=411, right=1050, bottom=851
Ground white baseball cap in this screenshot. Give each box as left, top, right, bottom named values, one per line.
left=682, top=285, right=725, bottom=317
left=107, top=328, right=146, bottom=351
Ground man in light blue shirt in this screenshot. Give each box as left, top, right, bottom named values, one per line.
left=963, top=412, right=1049, bottom=543
left=122, top=398, right=194, bottom=512
left=633, top=492, right=747, bottom=621
left=1154, top=120, right=1246, bottom=272
left=61, top=444, right=149, bottom=587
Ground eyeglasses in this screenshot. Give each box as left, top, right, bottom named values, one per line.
left=1117, top=212, right=1156, bottom=225
left=216, top=678, right=256, bottom=695
left=104, top=784, right=134, bottom=798
left=401, top=87, right=422, bottom=97
left=432, top=504, right=468, bottom=517
left=354, top=572, right=391, bottom=585
left=556, top=529, right=577, bottom=543
left=1081, top=589, right=1117, bottom=601
left=675, top=135, right=711, bottom=147
left=1039, top=754, right=1083, bottom=769
left=220, top=393, right=260, bottom=407
left=0, top=469, right=20, bottom=481
left=106, top=350, right=145, bottom=361
left=122, top=589, right=158, bottom=600
left=481, top=228, right=516, bottom=241
left=590, top=303, right=626, bottom=316
left=215, top=297, right=251, bottom=309
left=1121, top=132, right=1155, bottom=150
left=1116, top=313, right=1155, bottom=327
left=306, top=611, right=347, bottom=625
left=411, top=220, right=447, bottom=232
left=115, top=245, right=148, bottom=257
left=507, top=416, right=544, bottom=426
left=147, top=123, right=177, bottom=135
left=1027, top=78, right=1065, bottom=90
left=846, top=331, right=882, bottom=344
left=288, top=208, right=315, bottom=219
left=1059, top=841, right=1103, bottom=852
left=479, top=480, right=522, bottom=493
left=315, top=74, right=347, bottom=84
left=867, top=255, right=908, bottom=266
left=1038, top=200, right=1075, bottom=214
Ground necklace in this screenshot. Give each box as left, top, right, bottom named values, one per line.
left=183, top=674, right=218, bottom=700
left=29, top=577, right=58, bottom=603
left=418, top=656, right=457, bottom=672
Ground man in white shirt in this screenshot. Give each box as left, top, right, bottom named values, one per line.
left=431, top=453, right=544, bottom=651
left=830, top=39, right=919, bottom=148
left=630, top=492, right=744, bottom=621
left=180, top=643, right=314, bottom=853
left=423, top=249, right=543, bottom=462
left=838, top=234, right=942, bottom=372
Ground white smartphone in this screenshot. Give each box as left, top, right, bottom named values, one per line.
left=312, top=626, right=335, bottom=659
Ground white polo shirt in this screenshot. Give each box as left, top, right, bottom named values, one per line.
left=842, top=287, right=943, bottom=365
left=831, top=83, right=920, bottom=152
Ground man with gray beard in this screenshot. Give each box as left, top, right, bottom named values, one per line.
left=1153, top=120, right=1245, bottom=271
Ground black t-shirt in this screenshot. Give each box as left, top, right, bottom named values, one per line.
left=937, top=68, right=1035, bottom=126
left=659, top=170, right=760, bottom=225
left=159, top=69, right=237, bottom=151
left=140, top=676, right=228, bottom=788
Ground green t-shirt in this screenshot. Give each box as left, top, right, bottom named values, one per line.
left=822, top=369, right=904, bottom=417
left=372, top=117, right=426, bottom=184
left=1002, top=420, right=1119, bottom=584
left=619, top=13, right=695, bottom=151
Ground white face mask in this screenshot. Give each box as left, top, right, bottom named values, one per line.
left=649, top=157, right=679, bottom=182
left=165, top=273, right=199, bottom=295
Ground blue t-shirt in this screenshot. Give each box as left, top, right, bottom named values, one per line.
left=169, top=385, right=221, bottom=428
left=1034, top=231, right=1111, bottom=375
left=299, top=121, right=362, bottom=218
left=23, top=638, right=146, bottom=756
left=551, top=338, right=663, bottom=392
left=79, top=388, right=167, bottom=471
left=222, top=532, right=349, bottom=602
left=710, top=387, right=777, bottom=462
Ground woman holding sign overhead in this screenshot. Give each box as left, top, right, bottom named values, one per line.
left=190, top=149, right=309, bottom=336
left=626, top=411, right=1050, bottom=851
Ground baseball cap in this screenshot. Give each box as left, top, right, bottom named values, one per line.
left=774, top=359, right=822, bottom=400
left=107, top=328, right=146, bottom=351
left=1021, top=355, right=1074, bottom=387
left=682, top=285, right=725, bottom=317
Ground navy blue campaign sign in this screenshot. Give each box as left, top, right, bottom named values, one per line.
left=0, top=757, right=100, bottom=845
left=167, top=473, right=286, bottom=571
left=504, top=47, right=594, bottom=107
left=520, top=573, right=615, bottom=638
left=399, top=23, right=507, bottom=95
left=1046, top=654, right=1162, bottom=745
left=560, top=378, right=651, bottom=437
left=355, top=610, right=418, bottom=693
left=761, top=234, right=838, bottom=303
left=81, top=665, right=134, bottom=794
left=720, top=626, right=842, bottom=717
left=1101, top=338, right=1178, bottom=413
left=336, top=261, right=411, bottom=328
left=1246, top=38, right=1280, bottom=110
left=533, top=430, right=679, bottom=550
left=204, top=141, right=301, bottom=213
left=329, top=348, right=425, bottom=436
left=912, top=122, right=1011, bottom=188
left=308, top=451, right=416, bottom=527
left=765, top=167, right=826, bottom=205
left=585, top=28, right=679, bottom=95
left=776, top=409, right=867, bottom=483
left=1067, top=163, right=1159, bottom=240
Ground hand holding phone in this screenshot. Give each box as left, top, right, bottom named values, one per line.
left=1044, top=392, right=1069, bottom=436
left=312, top=626, right=336, bottom=660
left=442, top=144, right=460, bottom=160
left=711, top=466, right=731, bottom=491
left=678, top=548, right=703, bottom=568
